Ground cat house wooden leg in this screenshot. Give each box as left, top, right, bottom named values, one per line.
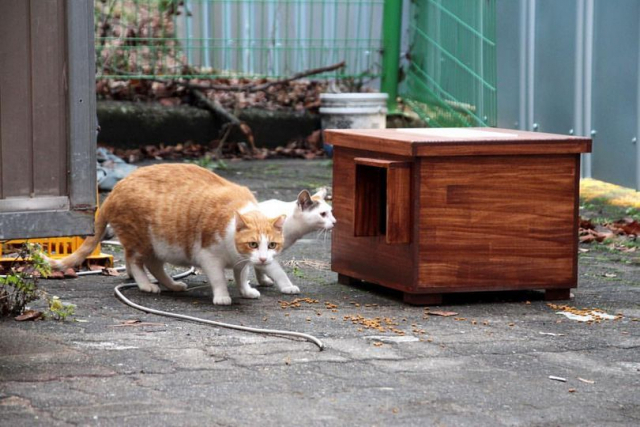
left=403, top=293, right=443, bottom=306
left=337, top=274, right=359, bottom=286
left=544, top=288, right=571, bottom=301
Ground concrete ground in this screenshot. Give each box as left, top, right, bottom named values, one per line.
left=1, top=159, right=639, bottom=426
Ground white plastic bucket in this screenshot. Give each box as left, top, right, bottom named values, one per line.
left=320, top=93, right=388, bottom=156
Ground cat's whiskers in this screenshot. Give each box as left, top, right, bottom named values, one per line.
left=322, top=229, right=330, bottom=246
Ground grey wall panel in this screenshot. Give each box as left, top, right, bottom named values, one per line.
left=533, top=0, right=577, bottom=135
left=31, top=0, right=68, bottom=197
left=0, top=0, right=69, bottom=199
left=0, top=0, right=33, bottom=198
left=590, top=0, right=639, bottom=189
left=496, top=0, right=522, bottom=130
left=497, top=0, right=640, bottom=189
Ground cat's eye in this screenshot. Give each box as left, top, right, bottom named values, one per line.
left=268, top=242, right=277, bottom=249
left=320, top=212, right=327, bottom=217
left=248, top=242, right=258, bottom=249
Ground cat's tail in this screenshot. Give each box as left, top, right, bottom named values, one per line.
left=47, top=207, right=110, bottom=271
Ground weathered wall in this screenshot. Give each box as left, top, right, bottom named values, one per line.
left=96, top=101, right=321, bottom=149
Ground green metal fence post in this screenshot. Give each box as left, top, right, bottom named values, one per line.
left=381, top=0, right=403, bottom=112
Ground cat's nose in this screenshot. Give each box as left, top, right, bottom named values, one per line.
left=259, top=257, right=267, bottom=263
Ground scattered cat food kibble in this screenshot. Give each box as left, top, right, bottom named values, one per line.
left=343, top=314, right=405, bottom=335
left=279, top=298, right=320, bottom=309
left=547, top=303, right=623, bottom=323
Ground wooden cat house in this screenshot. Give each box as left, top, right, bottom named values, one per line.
left=324, top=128, right=592, bottom=304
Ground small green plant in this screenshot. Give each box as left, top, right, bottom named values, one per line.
left=292, top=265, right=306, bottom=279
left=0, top=243, right=50, bottom=317
left=0, top=243, right=75, bottom=321
left=625, top=206, right=640, bottom=220
left=46, top=296, right=76, bottom=321
left=187, top=155, right=228, bottom=171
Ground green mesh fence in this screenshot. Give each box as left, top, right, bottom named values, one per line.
left=401, top=0, right=497, bottom=127
left=95, top=0, right=384, bottom=80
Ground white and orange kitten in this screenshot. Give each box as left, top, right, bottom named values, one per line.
left=48, top=164, right=285, bottom=305
left=255, top=188, right=336, bottom=292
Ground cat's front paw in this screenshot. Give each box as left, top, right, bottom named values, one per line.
left=256, top=276, right=275, bottom=287
left=166, top=281, right=188, bottom=292
left=241, top=287, right=261, bottom=299
left=213, top=295, right=232, bottom=305
left=280, top=285, right=300, bottom=295
left=139, top=283, right=161, bottom=294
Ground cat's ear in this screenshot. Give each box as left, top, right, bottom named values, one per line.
left=313, top=187, right=328, bottom=200
left=271, top=214, right=286, bottom=231
left=235, top=212, right=249, bottom=232
left=297, top=190, right=315, bottom=211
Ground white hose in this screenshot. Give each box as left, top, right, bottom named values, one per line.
left=102, top=242, right=325, bottom=351
left=114, top=283, right=324, bottom=350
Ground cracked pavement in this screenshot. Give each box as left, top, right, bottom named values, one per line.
left=1, top=159, right=639, bottom=426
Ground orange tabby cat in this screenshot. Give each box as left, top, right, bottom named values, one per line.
left=49, top=163, right=285, bottom=305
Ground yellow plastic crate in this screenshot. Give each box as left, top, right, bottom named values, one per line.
left=1, top=190, right=114, bottom=270
left=0, top=237, right=113, bottom=269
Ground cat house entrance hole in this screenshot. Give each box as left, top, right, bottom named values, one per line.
left=354, top=157, right=411, bottom=244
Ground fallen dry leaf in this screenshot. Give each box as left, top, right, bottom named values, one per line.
left=14, top=310, right=43, bottom=322
left=102, top=268, right=120, bottom=276
left=613, top=218, right=640, bottom=236
left=427, top=311, right=458, bottom=317
left=108, top=319, right=165, bottom=327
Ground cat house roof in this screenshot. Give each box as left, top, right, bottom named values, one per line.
left=324, top=128, right=592, bottom=157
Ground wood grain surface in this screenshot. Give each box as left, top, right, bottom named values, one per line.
left=418, top=154, right=579, bottom=289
